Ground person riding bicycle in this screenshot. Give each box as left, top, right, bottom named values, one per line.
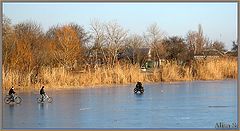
left=40, top=86, right=46, bottom=102
left=8, top=86, right=16, bottom=102
left=136, top=82, right=143, bottom=90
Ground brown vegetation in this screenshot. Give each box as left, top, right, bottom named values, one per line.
left=2, top=58, right=237, bottom=91
left=2, top=15, right=238, bottom=91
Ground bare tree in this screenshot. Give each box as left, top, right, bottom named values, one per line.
left=124, top=34, right=145, bottom=64
left=2, top=15, right=14, bottom=71
left=186, top=24, right=209, bottom=55
left=144, top=23, right=165, bottom=67
left=145, top=23, right=164, bottom=45
left=104, top=21, right=128, bottom=66
left=186, top=31, right=197, bottom=54
left=210, top=40, right=225, bottom=51
left=9, top=22, right=44, bottom=73
left=46, top=24, right=87, bottom=69
left=89, top=20, right=107, bottom=67
left=162, top=36, right=190, bottom=63
left=195, top=24, right=206, bottom=54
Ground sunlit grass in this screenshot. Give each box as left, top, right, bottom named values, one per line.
left=2, top=58, right=237, bottom=90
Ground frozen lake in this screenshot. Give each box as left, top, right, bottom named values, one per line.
left=3, top=80, right=237, bottom=129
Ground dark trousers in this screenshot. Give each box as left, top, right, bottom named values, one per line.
left=41, top=94, right=46, bottom=101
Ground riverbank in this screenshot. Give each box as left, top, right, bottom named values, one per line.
left=2, top=58, right=237, bottom=91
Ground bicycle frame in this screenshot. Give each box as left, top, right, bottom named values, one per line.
left=41, top=94, right=49, bottom=101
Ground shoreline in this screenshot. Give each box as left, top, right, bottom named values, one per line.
left=3, top=78, right=236, bottom=94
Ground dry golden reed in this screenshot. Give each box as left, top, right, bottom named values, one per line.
left=2, top=58, right=237, bottom=90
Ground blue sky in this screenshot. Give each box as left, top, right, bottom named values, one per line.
left=3, top=2, right=237, bottom=50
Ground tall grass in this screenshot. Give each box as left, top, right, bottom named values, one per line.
left=195, top=58, right=237, bottom=80
left=2, top=58, right=237, bottom=90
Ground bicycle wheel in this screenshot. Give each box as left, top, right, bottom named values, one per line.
left=4, top=96, right=11, bottom=104
left=47, top=97, right=53, bottom=103
left=134, top=88, right=138, bottom=93
left=37, top=98, right=43, bottom=103
left=15, top=96, right=22, bottom=104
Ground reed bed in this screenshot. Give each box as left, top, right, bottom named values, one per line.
left=2, top=58, right=237, bottom=91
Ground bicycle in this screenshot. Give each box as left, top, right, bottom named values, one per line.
left=37, top=94, right=53, bottom=103
left=134, top=87, right=144, bottom=94
left=4, top=94, right=22, bottom=104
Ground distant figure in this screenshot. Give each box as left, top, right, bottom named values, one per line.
left=136, top=81, right=143, bottom=89
left=134, top=81, right=144, bottom=93
left=8, top=86, right=16, bottom=102
left=40, top=86, right=46, bottom=102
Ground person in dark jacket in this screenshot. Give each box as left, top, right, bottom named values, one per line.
left=40, top=86, right=46, bottom=102
left=8, top=86, right=16, bottom=102
left=136, top=82, right=143, bottom=89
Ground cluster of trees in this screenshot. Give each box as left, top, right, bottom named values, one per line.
left=148, top=24, right=232, bottom=64
left=3, top=16, right=89, bottom=75
left=3, top=16, right=236, bottom=75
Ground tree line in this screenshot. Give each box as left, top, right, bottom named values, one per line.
left=3, top=15, right=237, bottom=76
